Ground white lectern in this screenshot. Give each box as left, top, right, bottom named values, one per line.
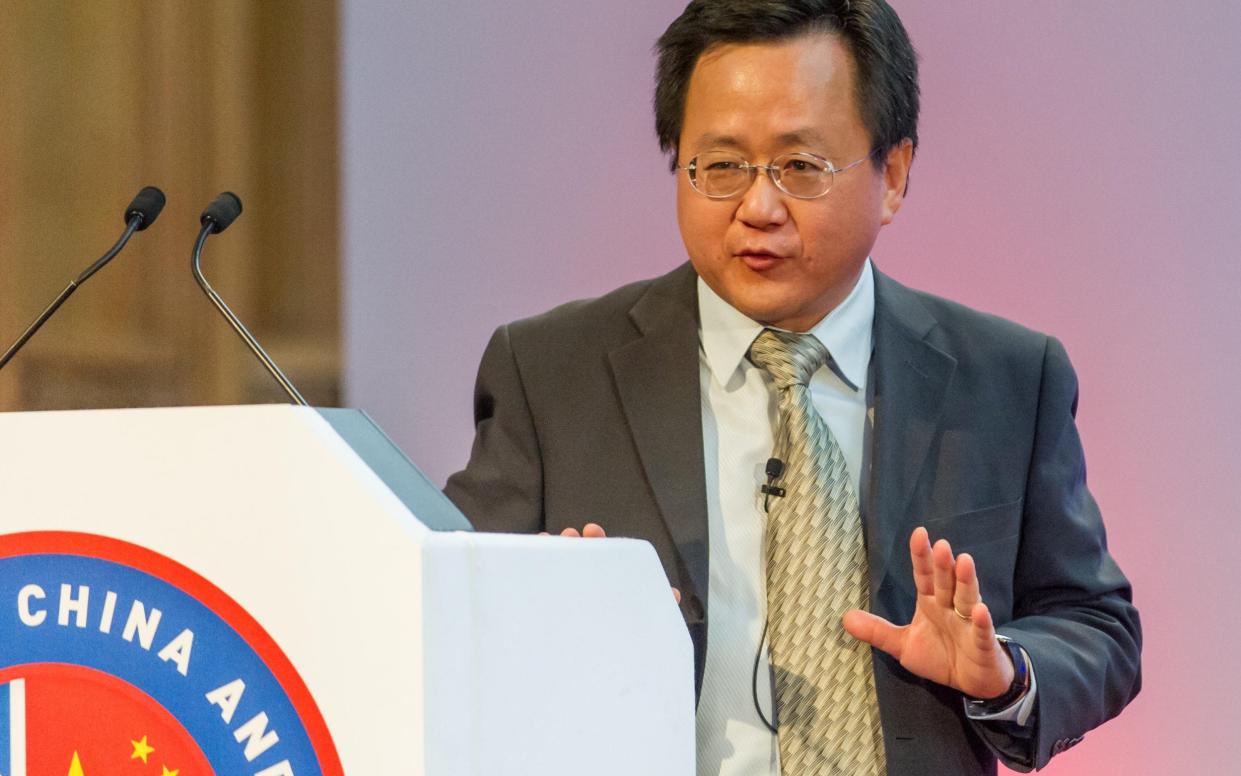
left=0, top=406, right=693, bottom=775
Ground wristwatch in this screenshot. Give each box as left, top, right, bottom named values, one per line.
left=965, top=635, right=1030, bottom=714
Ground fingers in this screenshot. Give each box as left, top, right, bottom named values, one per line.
left=842, top=609, right=905, bottom=660
left=912, top=529, right=987, bottom=625
left=970, top=601, right=998, bottom=652
left=559, top=523, right=607, bottom=539
left=954, top=552, right=982, bottom=621
left=931, top=538, right=956, bottom=609
left=672, top=587, right=682, bottom=604
left=970, top=603, right=1013, bottom=691
left=909, top=527, right=934, bottom=596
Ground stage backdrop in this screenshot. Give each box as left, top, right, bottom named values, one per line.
left=341, top=2, right=1241, bottom=773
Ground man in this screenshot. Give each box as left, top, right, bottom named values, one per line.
left=445, top=1, right=1141, bottom=774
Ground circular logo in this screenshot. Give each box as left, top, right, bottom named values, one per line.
left=0, top=531, right=343, bottom=775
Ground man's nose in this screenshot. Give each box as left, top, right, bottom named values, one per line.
left=735, top=170, right=789, bottom=229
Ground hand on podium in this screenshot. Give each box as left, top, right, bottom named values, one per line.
left=555, top=523, right=682, bottom=604
left=558, top=522, right=608, bottom=539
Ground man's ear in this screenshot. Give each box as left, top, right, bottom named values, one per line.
left=881, top=138, right=914, bottom=226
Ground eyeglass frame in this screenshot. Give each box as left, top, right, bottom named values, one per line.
left=677, top=149, right=876, bottom=200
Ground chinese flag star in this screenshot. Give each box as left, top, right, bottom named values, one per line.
left=161, top=767, right=180, bottom=776
left=131, top=735, right=156, bottom=764
left=66, top=751, right=85, bottom=776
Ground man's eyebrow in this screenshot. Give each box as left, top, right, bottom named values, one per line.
left=772, top=129, right=831, bottom=148
left=691, top=129, right=835, bottom=151
left=692, top=133, right=746, bottom=150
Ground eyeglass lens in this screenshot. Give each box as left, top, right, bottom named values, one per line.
left=691, top=152, right=834, bottom=198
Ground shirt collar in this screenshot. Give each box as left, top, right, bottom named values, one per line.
left=697, top=258, right=875, bottom=392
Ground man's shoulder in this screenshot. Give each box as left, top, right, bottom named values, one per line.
left=875, top=270, right=1076, bottom=422
left=503, top=262, right=697, bottom=346
left=876, top=269, right=1052, bottom=361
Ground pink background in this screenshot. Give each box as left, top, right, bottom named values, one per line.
left=342, top=3, right=1241, bottom=772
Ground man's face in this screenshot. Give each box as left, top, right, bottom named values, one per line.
left=676, top=33, right=912, bottom=332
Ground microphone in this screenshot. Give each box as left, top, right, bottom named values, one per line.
left=765, top=457, right=784, bottom=480
left=753, top=455, right=786, bottom=733
left=191, top=192, right=308, bottom=406
left=125, top=186, right=167, bottom=231
left=760, top=456, right=786, bottom=508
left=0, top=186, right=166, bottom=372
left=201, top=190, right=243, bottom=233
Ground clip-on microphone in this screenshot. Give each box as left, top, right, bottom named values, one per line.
left=760, top=456, right=786, bottom=510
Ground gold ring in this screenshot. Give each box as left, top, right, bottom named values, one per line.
left=952, top=604, right=973, bottom=622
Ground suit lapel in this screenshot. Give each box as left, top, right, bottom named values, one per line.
left=608, top=264, right=711, bottom=605
left=867, top=271, right=957, bottom=605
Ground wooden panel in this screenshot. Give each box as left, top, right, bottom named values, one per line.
left=0, top=0, right=340, bottom=411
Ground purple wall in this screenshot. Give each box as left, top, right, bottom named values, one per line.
left=343, top=3, right=1241, bottom=772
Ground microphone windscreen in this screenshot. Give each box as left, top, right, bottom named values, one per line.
left=201, top=192, right=244, bottom=233
left=125, top=186, right=166, bottom=231
left=765, top=457, right=784, bottom=478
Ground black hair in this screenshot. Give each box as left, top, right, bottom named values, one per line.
left=654, top=0, right=920, bottom=172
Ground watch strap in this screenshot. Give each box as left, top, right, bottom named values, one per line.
left=965, top=635, right=1030, bottom=714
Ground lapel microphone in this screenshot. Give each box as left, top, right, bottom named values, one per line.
left=761, top=456, right=786, bottom=511
left=754, top=456, right=787, bottom=732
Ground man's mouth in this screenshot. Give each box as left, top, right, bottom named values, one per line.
left=737, top=249, right=785, bottom=271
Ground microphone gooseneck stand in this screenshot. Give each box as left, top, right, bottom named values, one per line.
left=191, top=192, right=308, bottom=406
left=0, top=186, right=166, bottom=372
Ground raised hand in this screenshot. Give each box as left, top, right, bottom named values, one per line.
left=842, top=526, right=1014, bottom=699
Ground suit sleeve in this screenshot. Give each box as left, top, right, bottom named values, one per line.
left=978, top=336, right=1142, bottom=770
left=443, top=324, right=545, bottom=533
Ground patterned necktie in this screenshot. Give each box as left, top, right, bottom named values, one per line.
left=749, top=328, right=886, bottom=776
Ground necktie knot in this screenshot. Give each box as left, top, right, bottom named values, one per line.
left=748, top=328, right=829, bottom=390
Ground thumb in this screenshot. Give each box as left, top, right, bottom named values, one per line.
left=842, top=609, right=905, bottom=660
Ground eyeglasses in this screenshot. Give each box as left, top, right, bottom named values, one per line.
left=678, top=151, right=871, bottom=200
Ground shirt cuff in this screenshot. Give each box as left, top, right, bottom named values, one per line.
left=962, top=645, right=1037, bottom=726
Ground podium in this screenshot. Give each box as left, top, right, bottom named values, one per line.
left=0, top=406, right=694, bottom=775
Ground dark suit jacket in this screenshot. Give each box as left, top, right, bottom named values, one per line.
left=445, top=263, right=1141, bottom=775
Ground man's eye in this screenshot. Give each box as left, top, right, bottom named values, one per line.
left=783, top=158, right=824, bottom=173
left=705, top=160, right=742, bottom=171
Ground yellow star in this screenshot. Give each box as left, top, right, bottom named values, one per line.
left=161, top=767, right=179, bottom=776
left=67, top=751, right=85, bottom=776
left=130, top=735, right=155, bottom=764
